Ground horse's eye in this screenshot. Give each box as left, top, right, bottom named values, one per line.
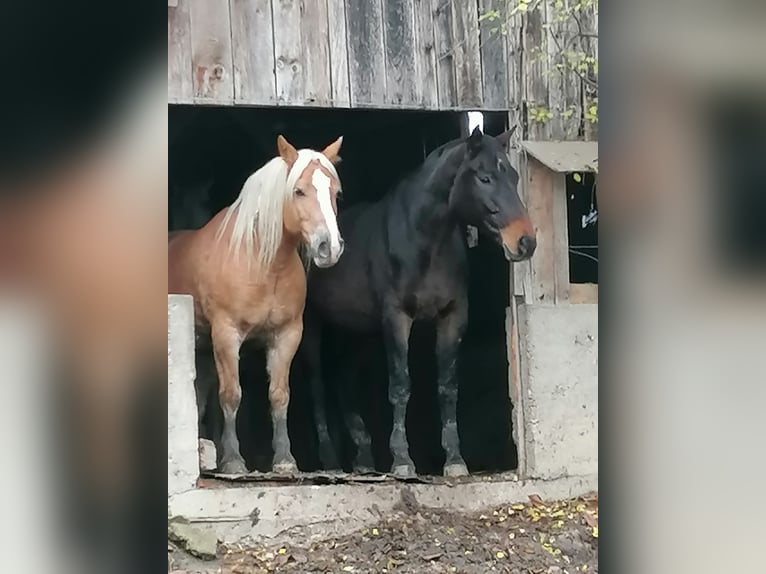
left=294, top=188, right=305, bottom=197
left=478, top=175, right=491, bottom=184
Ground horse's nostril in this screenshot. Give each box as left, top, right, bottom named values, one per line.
left=519, top=235, right=537, bottom=256
left=317, top=240, right=330, bottom=259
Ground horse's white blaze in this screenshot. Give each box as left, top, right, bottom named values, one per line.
left=312, top=168, right=341, bottom=256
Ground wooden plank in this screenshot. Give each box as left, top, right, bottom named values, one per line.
left=413, top=0, right=438, bottom=108
left=552, top=173, right=570, bottom=303
left=230, top=0, right=277, bottom=105
left=547, top=1, right=581, bottom=139
left=271, top=0, right=304, bottom=104
left=168, top=2, right=193, bottom=104
left=479, top=0, right=509, bottom=110
left=522, top=1, right=550, bottom=139
left=328, top=0, right=352, bottom=107
left=301, top=0, right=333, bottom=105
left=508, top=147, right=526, bottom=298
left=506, top=300, right=526, bottom=478
left=506, top=2, right=523, bottom=130
left=520, top=140, right=599, bottom=173
left=569, top=283, right=598, bottom=304
left=189, top=0, right=234, bottom=103
left=451, top=0, right=483, bottom=107
left=382, top=0, right=419, bottom=106
left=346, top=0, right=387, bottom=107
left=580, top=1, right=598, bottom=141
left=525, top=158, right=555, bottom=303
left=432, top=0, right=457, bottom=108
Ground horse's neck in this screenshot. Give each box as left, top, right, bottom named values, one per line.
left=270, top=228, right=302, bottom=272
left=400, top=142, right=465, bottom=236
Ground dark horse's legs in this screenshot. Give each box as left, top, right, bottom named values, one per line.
left=382, top=306, right=415, bottom=476
left=302, top=311, right=340, bottom=470
left=436, top=305, right=469, bottom=476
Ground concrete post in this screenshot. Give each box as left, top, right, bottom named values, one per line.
left=168, top=295, right=199, bottom=496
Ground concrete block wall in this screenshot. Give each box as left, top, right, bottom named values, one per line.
left=168, top=295, right=199, bottom=496
left=518, top=304, right=598, bottom=480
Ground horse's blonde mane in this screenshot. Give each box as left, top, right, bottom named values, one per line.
left=216, top=149, right=339, bottom=268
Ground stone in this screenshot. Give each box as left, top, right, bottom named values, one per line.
left=168, top=517, right=218, bottom=561
left=199, top=438, right=217, bottom=472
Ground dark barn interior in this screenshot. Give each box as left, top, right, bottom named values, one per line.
left=169, top=105, right=518, bottom=475
left=566, top=173, right=599, bottom=284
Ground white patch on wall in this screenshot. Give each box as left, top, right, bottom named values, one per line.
left=467, top=111, right=484, bottom=134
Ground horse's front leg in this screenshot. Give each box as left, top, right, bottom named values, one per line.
left=302, top=309, right=339, bottom=470
left=436, top=304, right=469, bottom=477
left=382, top=306, right=415, bottom=476
left=266, top=320, right=302, bottom=473
left=211, top=322, right=247, bottom=474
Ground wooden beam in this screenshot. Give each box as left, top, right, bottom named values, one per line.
left=526, top=157, right=555, bottom=303
left=552, top=173, right=570, bottom=303
left=569, top=283, right=598, bottom=304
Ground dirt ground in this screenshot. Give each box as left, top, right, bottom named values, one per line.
left=168, top=493, right=598, bottom=574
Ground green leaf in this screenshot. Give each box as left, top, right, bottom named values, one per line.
left=573, top=173, right=582, bottom=183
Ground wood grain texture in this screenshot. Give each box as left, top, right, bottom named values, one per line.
left=506, top=3, right=523, bottom=129
left=580, top=2, right=598, bottom=141
left=552, top=172, right=570, bottom=302
left=522, top=2, right=550, bottom=140
left=301, top=0, right=332, bottom=105
left=413, top=0, right=438, bottom=108
left=525, top=157, right=555, bottom=303
left=189, top=0, right=234, bottom=103
left=272, top=0, right=305, bottom=104
left=432, top=0, right=456, bottom=108
left=479, top=0, right=508, bottom=110
left=382, top=0, right=418, bottom=106
left=347, top=0, right=387, bottom=107
left=168, top=2, right=193, bottom=103
left=230, top=0, right=276, bottom=105
left=569, top=283, right=598, bottom=304
left=327, top=0, right=352, bottom=107
left=451, top=0, right=483, bottom=107
left=547, top=1, right=581, bottom=139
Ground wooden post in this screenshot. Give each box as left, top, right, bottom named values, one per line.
left=525, top=157, right=556, bottom=303
left=552, top=173, right=570, bottom=303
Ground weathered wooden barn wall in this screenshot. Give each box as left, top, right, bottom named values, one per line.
left=168, top=0, right=597, bottom=140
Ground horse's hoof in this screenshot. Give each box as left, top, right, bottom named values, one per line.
left=392, top=464, right=416, bottom=477
left=273, top=461, right=298, bottom=475
left=220, top=458, right=248, bottom=475
left=444, top=462, right=469, bottom=477
left=319, top=445, right=340, bottom=471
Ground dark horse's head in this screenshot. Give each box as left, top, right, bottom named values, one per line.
left=450, top=127, right=536, bottom=262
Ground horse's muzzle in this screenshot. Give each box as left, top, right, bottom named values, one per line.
left=311, top=233, right=344, bottom=268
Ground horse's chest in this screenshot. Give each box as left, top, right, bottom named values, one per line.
left=402, top=269, right=459, bottom=319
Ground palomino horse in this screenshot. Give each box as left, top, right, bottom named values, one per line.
left=169, top=135, right=344, bottom=474
left=304, top=127, right=536, bottom=477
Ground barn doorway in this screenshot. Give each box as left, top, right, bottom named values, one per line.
left=169, top=105, right=518, bottom=475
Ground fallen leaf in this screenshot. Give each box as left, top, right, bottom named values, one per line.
left=372, top=528, right=380, bottom=536
left=529, top=494, right=545, bottom=507
left=511, top=504, right=525, bottom=511
left=422, top=551, right=443, bottom=561
left=496, top=551, right=506, bottom=559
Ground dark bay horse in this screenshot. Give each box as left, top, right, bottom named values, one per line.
left=169, top=135, right=344, bottom=474
left=304, top=127, right=536, bottom=477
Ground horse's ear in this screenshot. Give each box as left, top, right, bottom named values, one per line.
left=322, top=136, right=343, bottom=165
left=495, top=125, right=517, bottom=151
left=467, top=125, right=483, bottom=155
left=277, top=135, right=298, bottom=168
